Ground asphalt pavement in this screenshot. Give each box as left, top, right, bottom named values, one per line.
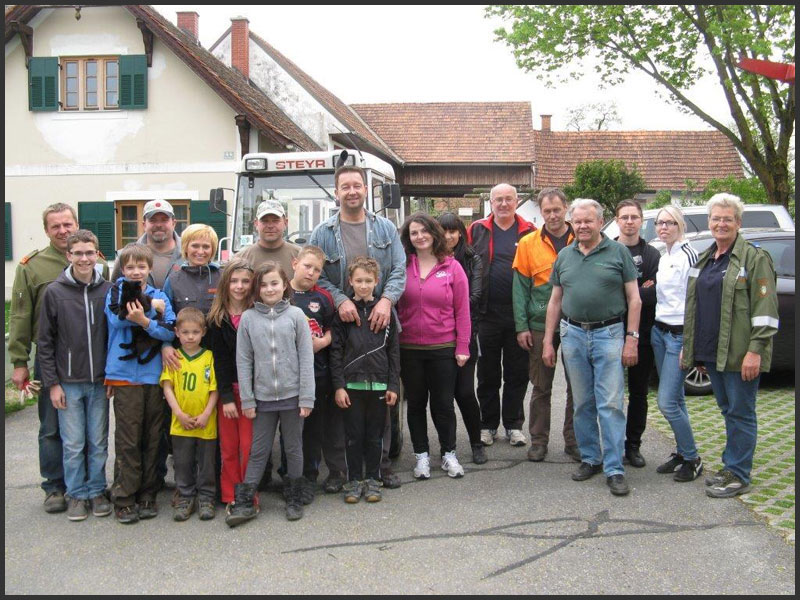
left=4, top=363, right=795, bottom=594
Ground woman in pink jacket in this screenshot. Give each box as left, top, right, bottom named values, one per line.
left=397, top=212, right=471, bottom=480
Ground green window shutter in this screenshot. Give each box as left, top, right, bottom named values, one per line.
left=78, top=202, right=116, bottom=259
left=119, top=55, right=148, bottom=109
left=190, top=200, right=228, bottom=243
left=5, top=203, right=12, bottom=260
left=29, top=57, right=59, bottom=111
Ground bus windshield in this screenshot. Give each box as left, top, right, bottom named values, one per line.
left=233, top=173, right=337, bottom=251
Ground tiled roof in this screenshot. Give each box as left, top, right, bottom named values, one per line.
left=351, top=102, right=535, bottom=164
left=533, top=130, right=743, bottom=190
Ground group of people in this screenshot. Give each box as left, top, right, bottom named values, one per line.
left=9, top=166, right=778, bottom=527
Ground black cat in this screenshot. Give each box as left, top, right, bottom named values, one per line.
left=112, top=279, right=162, bottom=364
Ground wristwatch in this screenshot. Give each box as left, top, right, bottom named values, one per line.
left=626, top=331, right=640, bottom=339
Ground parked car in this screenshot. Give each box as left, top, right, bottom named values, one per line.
left=681, top=228, right=795, bottom=395
left=602, top=204, right=794, bottom=244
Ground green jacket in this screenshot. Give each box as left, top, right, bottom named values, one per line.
left=8, top=243, right=109, bottom=367
left=681, top=234, right=778, bottom=373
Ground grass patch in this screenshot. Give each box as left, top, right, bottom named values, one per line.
left=5, top=383, right=36, bottom=416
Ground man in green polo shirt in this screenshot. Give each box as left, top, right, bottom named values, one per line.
left=542, top=199, right=641, bottom=497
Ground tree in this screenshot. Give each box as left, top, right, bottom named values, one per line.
left=486, top=5, right=795, bottom=208
left=563, top=159, right=645, bottom=215
left=565, top=101, right=622, bottom=131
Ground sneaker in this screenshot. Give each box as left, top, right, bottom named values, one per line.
left=343, top=480, right=363, bottom=504
left=480, top=429, right=497, bottom=446
left=674, top=457, right=703, bottom=482
left=706, top=471, right=752, bottom=498
left=572, top=462, right=603, bottom=481
left=173, top=496, right=196, bottom=522
left=43, top=490, right=67, bottom=514
left=90, top=494, right=112, bottom=517
left=66, top=497, right=89, bottom=521
left=379, top=467, right=402, bottom=489
left=198, top=500, right=215, bottom=521
left=564, top=445, right=582, bottom=462
left=299, top=477, right=316, bottom=505
left=656, top=453, right=684, bottom=474
left=441, top=451, right=465, bottom=478
left=705, top=469, right=728, bottom=487
left=138, top=500, right=158, bottom=520
left=607, top=474, right=630, bottom=496
left=364, top=479, right=382, bottom=503
left=115, top=505, right=139, bottom=524
left=507, top=429, right=527, bottom=446
left=414, top=452, right=431, bottom=480
left=323, top=473, right=346, bottom=494
left=471, top=443, right=488, bottom=465
left=527, top=445, right=547, bottom=462
left=625, top=447, right=646, bottom=468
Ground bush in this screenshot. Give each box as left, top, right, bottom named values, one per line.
left=564, top=160, right=645, bottom=216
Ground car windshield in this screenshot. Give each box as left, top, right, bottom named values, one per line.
left=690, top=236, right=794, bottom=278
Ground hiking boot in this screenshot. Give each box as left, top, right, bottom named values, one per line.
left=625, top=446, right=646, bottom=468
left=527, top=445, right=547, bottom=462
left=572, top=462, right=603, bottom=481
left=607, top=474, right=630, bottom=496
left=226, top=483, right=258, bottom=528
left=507, top=429, right=527, bottom=447
left=564, top=445, right=582, bottom=462
left=480, top=429, right=497, bottom=446
left=674, top=457, right=704, bottom=482
left=705, top=469, right=728, bottom=487
left=364, top=479, right=382, bottom=503
left=656, top=453, right=684, bottom=474
left=471, top=443, right=488, bottom=465
left=198, top=500, right=216, bottom=521
left=90, top=494, right=112, bottom=517
left=66, top=497, right=88, bottom=521
left=441, top=451, right=465, bottom=478
left=138, top=500, right=158, bottom=520
left=43, top=490, right=67, bottom=514
left=379, top=467, right=402, bottom=489
left=414, top=452, right=431, bottom=479
left=115, top=505, right=139, bottom=525
left=299, top=477, right=316, bottom=505
left=343, top=480, right=363, bottom=504
left=285, top=477, right=304, bottom=521
left=705, top=471, right=752, bottom=498
left=173, top=496, right=196, bottom=522
left=323, top=473, right=346, bottom=494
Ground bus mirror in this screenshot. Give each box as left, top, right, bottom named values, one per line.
left=210, top=188, right=225, bottom=213
left=381, top=183, right=401, bottom=209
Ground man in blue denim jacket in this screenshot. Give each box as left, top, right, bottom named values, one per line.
left=308, top=165, right=406, bottom=489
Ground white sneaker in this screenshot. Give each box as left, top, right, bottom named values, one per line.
left=413, top=452, right=431, bottom=479
left=507, top=429, right=527, bottom=447
left=480, top=429, right=496, bottom=446
left=441, top=451, right=465, bottom=478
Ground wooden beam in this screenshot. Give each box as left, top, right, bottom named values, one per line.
left=8, top=21, right=33, bottom=68
left=136, top=18, right=153, bottom=67
left=235, top=115, right=250, bottom=157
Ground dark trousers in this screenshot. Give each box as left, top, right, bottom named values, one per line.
left=401, top=347, right=458, bottom=455
left=527, top=330, right=576, bottom=447
left=342, top=389, right=387, bottom=481
left=245, top=409, right=304, bottom=484
left=477, top=313, right=529, bottom=431
left=298, top=376, right=347, bottom=480
left=111, top=384, right=164, bottom=507
left=34, top=359, right=65, bottom=494
left=625, top=341, right=655, bottom=450
left=454, top=337, right=482, bottom=446
left=171, top=435, right=216, bottom=502
left=155, top=399, right=172, bottom=484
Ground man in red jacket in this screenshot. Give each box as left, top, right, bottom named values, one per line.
left=467, top=183, right=536, bottom=450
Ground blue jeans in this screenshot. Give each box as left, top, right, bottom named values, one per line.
left=34, top=359, right=65, bottom=494
left=651, top=326, right=698, bottom=460
left=560, top=320, right=626, bottom=477
left=705, top=364, right=759, bottom=485
left=58, top=382, right=109, bottom=499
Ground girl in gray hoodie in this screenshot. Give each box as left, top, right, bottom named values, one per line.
left=226, top=261, right=314, bottom=526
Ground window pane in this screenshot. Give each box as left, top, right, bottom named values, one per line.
left=67, top=78, right=77, bottom=93
left=106, top=61, right=118, bottom=77
left=66, top=92, right=78, bottom=107
left=122, top=222, right=139, bottom=238
left=86, top=61, right=97, bottom=76
left=106, top=91, right=118, bottom=107
left=86, top=92, right=97, bottom=106
left=173, top=205, right=188, bottom=221
left=121, top=205, right=138, bottom=220
left=87, top=77, right=97, bottom=93
left=106, top=76, right=117, bottom=92
left=66, top=62, right=78, bottom=76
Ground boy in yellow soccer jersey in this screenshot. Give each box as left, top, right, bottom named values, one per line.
left=160, top=307, right=218, bottom=521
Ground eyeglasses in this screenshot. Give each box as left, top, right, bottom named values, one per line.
left=710, top=216, right=736, bottom=224
left=617, top=215, right=641, bottom=221
left=655, top=220, right=678, bottom=228
left=69, top=250, right=97, bottom=258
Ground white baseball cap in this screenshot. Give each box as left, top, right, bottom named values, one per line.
left=143, top=199, right=175, bottom=219
left=256, top=200, right=286, bottom=220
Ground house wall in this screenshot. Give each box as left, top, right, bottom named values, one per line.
left=4, top=6, right=243, bottom=297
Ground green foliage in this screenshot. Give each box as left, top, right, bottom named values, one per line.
left=647, top=190, right=673, bottom=210
left=701, top=175, right=768, bottom=204
left=486, top=5, right=795, bottom=208
left=564, top=159, right=645, bottom=215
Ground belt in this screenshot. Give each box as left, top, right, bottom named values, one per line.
left=655, top=321, right=684, bottom=335
left=565, top=316, right=622, bottom=331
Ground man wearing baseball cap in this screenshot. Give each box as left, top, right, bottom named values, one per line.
left=238, top=199, right=301, bottom=277
left=110, top=199, right=182, bottom=289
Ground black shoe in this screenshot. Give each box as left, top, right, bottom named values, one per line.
left=379, top=467, right=402, bottom=489
left=564, top=445, right=582, bottom=462
left=138, top=500, right=158, bottom=520
left=656, top=453, right=684, bottom=474
left=572, top=462, right=603, bottom=481
left=527, top=445, right=547, bottom=462
left=471, top=443, right=488, bottom=465
left=674, top=457, right=704, bottom=482
left=607, top=474, right=630, bottom=496
left=299, top=477, right=316, bottom=505
left=43, top=490, right=68, bottom=514
left=625, top=447, right=646, bottom=468
left=226, top=483, right=258, bottom=528
left=115, top=505, right=139, bottom=524
left=285, top=477, right=304, bottom=521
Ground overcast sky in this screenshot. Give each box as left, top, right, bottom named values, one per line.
left=155, top=5, right=732, bottom=132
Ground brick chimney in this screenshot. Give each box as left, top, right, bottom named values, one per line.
left=540, top=114, right=552, bottom=132
left=176, top=11, right=199, bottom=42
left=231, top=17, right=250, bottom=79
